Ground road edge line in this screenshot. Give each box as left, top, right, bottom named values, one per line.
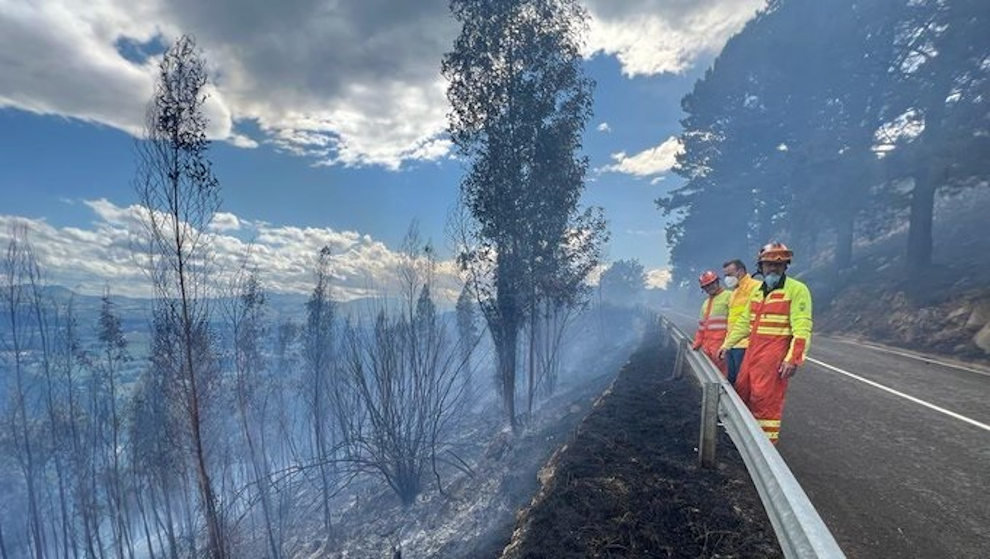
left=830, top=338, right=990, bottom=377
left=807, top=357, right=990, bottom=433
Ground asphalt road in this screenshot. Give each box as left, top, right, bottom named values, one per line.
left=666, top=311, right=990, bottom=558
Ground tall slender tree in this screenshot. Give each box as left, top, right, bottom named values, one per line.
left=134, top=34, right=227, bottom=559
left=443, top=0, right=600, bottom=430
left=302, top=246, right=337, bottom=536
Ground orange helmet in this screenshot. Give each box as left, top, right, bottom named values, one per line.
left=758, top=242, right=793, bottom=264
left=698, top=270, right=719, bottom=287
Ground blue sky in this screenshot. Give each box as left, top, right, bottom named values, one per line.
left=0, top=0, right=765, bottom=299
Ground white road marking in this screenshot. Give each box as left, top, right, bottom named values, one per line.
left=808, top=357, right=990, bottom=434
left=829, top=338, right=990, bottom=378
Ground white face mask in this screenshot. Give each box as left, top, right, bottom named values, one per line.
left=724, top=275, right=739, bottom=289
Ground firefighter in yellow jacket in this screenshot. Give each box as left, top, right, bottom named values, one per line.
left=718, top=243, right=812, bottom=444
left=722, top=259, right=761, bottom=385
left=692, top=270, right=731, bottom=377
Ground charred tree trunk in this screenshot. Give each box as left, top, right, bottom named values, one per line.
left=494, top=247, right=522, bottom=432
left=496, top=322, right=519, bottom=432
left=906, top=168, right=938, bottom=269
left=835, top=211, right=855, bottom=269
left=157, top=478, right=180, bottom=559
left=527, top=291, right=537, bottom=416
left=238, top=406, right=280, bottom=559
left=313, top=372, right=333, bottom=536
left=0, top=520, right=8, bottom=559
left=133, top=484, right=157, bottom=559
left=4, top=282, right=46, bottom=559
left=178, top=245, right=226, bottom=559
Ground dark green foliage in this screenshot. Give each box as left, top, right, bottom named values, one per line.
left=599, top=259, right=646, bottom=307
left=663, top=0, right=989, bottom=277
left=443, top=0, right=605, bottom=429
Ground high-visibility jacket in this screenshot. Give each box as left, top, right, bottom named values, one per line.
left=693, top=289, right=731, bottom=376
left=721, top=276, right=812, bottom=443
left=726, top=274, right=761, bottom=349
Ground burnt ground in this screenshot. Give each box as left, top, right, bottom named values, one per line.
left=315, top=342, right=629, bottom=558
left=500, top=332, right=782, bottom=559
left=317, top=368, right=618, bottom=559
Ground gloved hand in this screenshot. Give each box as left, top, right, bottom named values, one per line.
left=716, top=347, right=728, bottom=361
left=778, top=361, right=798, bottom=379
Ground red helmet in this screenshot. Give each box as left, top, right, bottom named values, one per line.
left=698, top=270, right=719, bottom=287
left=758, top=242, right=793, bottom=264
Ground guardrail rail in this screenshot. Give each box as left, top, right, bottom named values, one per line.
left=659, top=314, right=845, bottom=559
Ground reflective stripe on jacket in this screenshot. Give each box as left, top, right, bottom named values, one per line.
left=693, top=289, right=731, bottom=349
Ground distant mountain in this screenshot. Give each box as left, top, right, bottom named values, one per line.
left=2, top=285, right=428, bottom=344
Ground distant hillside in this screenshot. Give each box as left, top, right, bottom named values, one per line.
left=0, top=286, right=413, bottom=361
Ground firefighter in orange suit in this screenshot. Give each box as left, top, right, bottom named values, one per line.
left=692, top=270, right=731, bottom=376
left=718, top=243, right=812, bottom=444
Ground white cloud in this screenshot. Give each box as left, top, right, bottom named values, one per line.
left=597, top=122, right=611, bottom=133
left=229, top=134, right=260, bottom=149
left=645, top=268, right=671, bottom=289
left=585, top=263, right=608, bottom=287
left=625, top=229, right=662, bottom=237
left=587, top=264, right=669, bottom=289
left=83, top=198, right=148, bottom=230
left=584, top=0, right=767, bottom=76
left=0, top=200, right=462, bottom=302
left=602, top=136, right=683, bottom=177
left=262, top=78, right=452, bottom=170
left=2, top=0, right=766, bottom=169
left=0, top=0, right=456, bottom=169
left=209, top=212, right=241, bottom=232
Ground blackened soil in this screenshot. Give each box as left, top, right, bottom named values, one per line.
left=501, top=332, right=783, bottom=558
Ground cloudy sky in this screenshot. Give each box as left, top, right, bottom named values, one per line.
left=0, top=0, right=765, bottom=299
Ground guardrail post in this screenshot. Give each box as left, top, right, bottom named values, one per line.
left=672, top=338, right=687, bottom=379
left=698, top=382, right=720, bottom=468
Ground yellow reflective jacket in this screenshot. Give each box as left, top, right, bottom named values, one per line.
left=692, top=289, right=731, bottom=349
left=721, top=276, right=813, bottom=365
left=726, top=274, right=761, bottom=349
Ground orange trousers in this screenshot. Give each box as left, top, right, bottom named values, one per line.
left=699, top=333, right=728, bottom=377
left=735, top=335, right=790, bottom=443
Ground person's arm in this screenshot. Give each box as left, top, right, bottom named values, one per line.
left=692, top=299, right=705, bottom=350
left=722, top=296, right=752, bottom=349
left=780, top=284, right=812, bottom=378
left=719, top=293, right=752, bottom=357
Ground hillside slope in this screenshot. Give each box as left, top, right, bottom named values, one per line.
left=812, top=189, right=990, bottom=364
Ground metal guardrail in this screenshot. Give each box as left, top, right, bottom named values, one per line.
left=659, top=314, right=845, bottom=559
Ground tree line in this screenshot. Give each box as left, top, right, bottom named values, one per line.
left=660, top=0, right=989, bottom=282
